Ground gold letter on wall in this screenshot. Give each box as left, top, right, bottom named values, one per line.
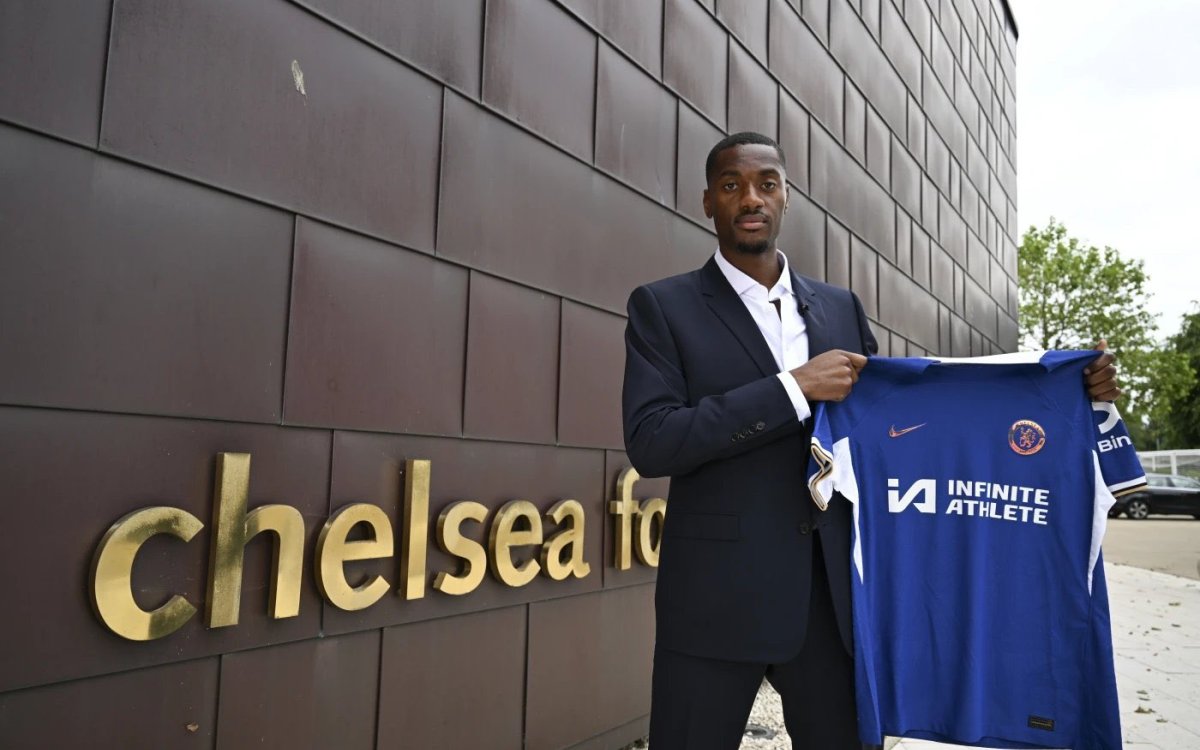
left=206, top=453, right=305, bottom=628
left=90, top=506, right=204, bottom=641
left=541, top=499, right=591, bottom=581
left=400, top=459, right=430, bottom=601
left=433, top=501, right=489, bottom=596
left=634, top=498, right=667, bottom=567
left=315, top=504, right=394, bottom=611
left=489, top=500, right=543, bottom=587
left=609, top=468, right=640, bottom=570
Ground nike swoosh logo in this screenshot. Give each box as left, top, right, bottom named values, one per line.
left=889, top=423, right=927, bottom=437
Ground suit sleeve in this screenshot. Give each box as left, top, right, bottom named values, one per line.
left=852, top=291, right=880, bottom=357
left=622, top=284, right=801, bottom=478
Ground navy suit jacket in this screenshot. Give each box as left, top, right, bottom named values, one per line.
left=623, top=255, right=878, bottom=663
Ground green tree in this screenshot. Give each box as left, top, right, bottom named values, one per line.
left=1018, top=219, right=1194, bottom=447
left=1157, top=305, right=1200, bottom=448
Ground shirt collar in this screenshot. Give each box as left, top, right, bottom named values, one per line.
left=892, top=349, right=1102, bottom=374
left=713, top=249, right=793, bottom=298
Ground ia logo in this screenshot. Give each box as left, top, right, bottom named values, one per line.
left=887, top=478, right=937, bottom=513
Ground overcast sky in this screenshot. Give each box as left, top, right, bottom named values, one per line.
left=1009, top=0, right=1200, bottom=339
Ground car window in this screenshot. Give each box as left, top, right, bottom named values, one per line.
left=1171, top=475, right=1200, bottom=489
left=1147, top=475, right=1168, bottom=487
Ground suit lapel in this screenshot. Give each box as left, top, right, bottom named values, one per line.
left=700, top=257, right=780, bottom=377
left=791, top=268, right=833, bottom=358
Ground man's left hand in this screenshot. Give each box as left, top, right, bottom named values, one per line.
left=1085, top=339, right=1121, bottom=402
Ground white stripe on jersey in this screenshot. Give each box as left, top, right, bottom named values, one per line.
left=1108, top=474, right=1148, bottom=494
left=1089, top=451, right=1117, bottom=594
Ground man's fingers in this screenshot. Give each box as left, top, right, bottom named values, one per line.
left=1090, top=385, right=1122, bottom=402
left=796, top=350, right=867, bottom=401
left=1085, top=364, right=1118, bottom=386
left=1094, top=339, right=1108, bottom=352
left=1085, top=350, right=1114, bottom=375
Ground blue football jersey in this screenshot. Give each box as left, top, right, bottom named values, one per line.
left=808, top=351, right=1145, bottom=750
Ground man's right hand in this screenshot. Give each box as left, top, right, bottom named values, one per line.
left=789, top=350, right=868, bottom=402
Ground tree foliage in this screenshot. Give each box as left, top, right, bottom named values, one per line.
left=1018, top=219, right=1194, bottom=448
left=1157, top=305, right=1200, bottom=448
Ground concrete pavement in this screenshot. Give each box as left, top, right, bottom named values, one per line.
left=1103, top=518, right=1200, bottom=581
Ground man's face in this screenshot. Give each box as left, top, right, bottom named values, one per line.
left=703, top=144, right=788, bottom=256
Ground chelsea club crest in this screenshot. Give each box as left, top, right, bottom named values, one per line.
left=1009, top=420, right=1046, bottom=456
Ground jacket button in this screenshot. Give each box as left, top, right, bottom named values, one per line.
left=755, top=421, right=766, bottom=431
left=730, top=434, right=738, bottom=442
left=798, top=522, right=811, bottom=535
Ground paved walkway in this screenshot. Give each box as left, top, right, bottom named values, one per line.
left=1102, top=518, right=1200, bottom=582
left=737, top=563, right=1200, bottom=749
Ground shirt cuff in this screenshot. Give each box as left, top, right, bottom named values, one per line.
left=776, top=372, right=812, bottom=423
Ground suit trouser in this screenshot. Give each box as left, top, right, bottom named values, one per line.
left=648, top=531, right=873, bottom=750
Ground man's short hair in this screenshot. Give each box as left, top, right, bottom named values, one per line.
left=704, top=132, right=787, bottom=184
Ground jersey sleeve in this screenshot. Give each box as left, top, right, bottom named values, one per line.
left=807, top=403, right=835, bottom=509
left=1091, top=401, right=1147, bottom=496
left=807, top=401, right=862, bottom=510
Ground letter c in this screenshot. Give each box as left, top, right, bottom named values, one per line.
left=90, top=506, right=204, bottom=641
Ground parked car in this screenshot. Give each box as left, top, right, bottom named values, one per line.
left=1110, top=473, right=1200, bottom=519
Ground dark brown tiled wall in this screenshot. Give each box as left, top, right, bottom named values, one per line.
left=283, top=218, right=468, bottom=434
left=0, top=126, right=293, bottom=423
left=484, top=0, right=597, bottom=161
left=526, top=584, right=655, bottom=750
left=1, top=0, right=1018, bottom=745
left=665, top=0, right=729, bottom=129
left=102, top=0, right=443, bottom=251
left=464, top=273, right=562, bottom=443
left=298, top=0, right=485, bottom=96
left=377, top=606, right=526, bottom=748
left=215, top=632, right=381, bottom=750
left=0, top=658, right=220, bottom=747
left=596, top=43, right=678, bottom=205
left=0, top=2, right=110, bottom=146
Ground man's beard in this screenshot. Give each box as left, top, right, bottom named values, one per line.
left=734, top=239, right=771, bottom=255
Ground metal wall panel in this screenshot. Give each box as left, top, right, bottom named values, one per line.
left=298, top=0, right=484, bottom=96
left=0, top=127, right=293, bottom=423
left=377, top=606, right=526, bottom=749
left=558, top=301, right=626, bottom=449
left=215, top=632, right=380, bottom=750
left=595, top=43, right=678, bottom=206
left=0, top=1, right=110, bottom=145
left=284, top=218, right=468, bottom=434
left=665, top=0, right=729, bottom=129
left=525, top=584, right=655, bottom=750
left=0, top=0, right=1022, bottom=741
left=483, top=0, right=596, bottom=160
left=464, top=273, right=561, bottom=443
left=0, top=658, right=219, bottom=748
left=102, top=0, right=442, bottom=250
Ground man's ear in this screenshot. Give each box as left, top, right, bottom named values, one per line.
left=702, top=188, right=713, bottom=218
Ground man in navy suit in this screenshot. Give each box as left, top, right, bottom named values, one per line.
left=622, top=132, right=1119, bottom=749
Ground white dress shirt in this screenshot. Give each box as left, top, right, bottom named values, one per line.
left=713, top=249, right=812, bottom=422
